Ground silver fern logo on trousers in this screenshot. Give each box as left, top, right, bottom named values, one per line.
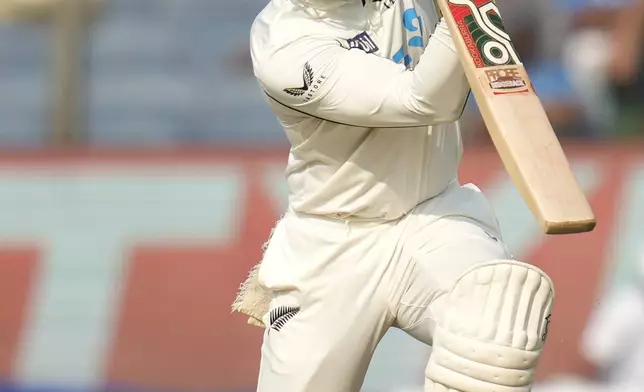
left=269, top=306, right=300, bottom=331
left=283, top=62, right=327, bottom=103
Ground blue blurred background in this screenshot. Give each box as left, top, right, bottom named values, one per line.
left=1, top=0, right=641, bottom=146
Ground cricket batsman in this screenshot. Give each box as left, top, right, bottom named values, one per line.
left=232, top=0, right=555, bottom=391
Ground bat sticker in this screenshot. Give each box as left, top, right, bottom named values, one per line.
left=484, top=67, right=530, bottom=95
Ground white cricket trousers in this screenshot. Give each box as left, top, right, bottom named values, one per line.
left=255, top=181, right=512, bottom=392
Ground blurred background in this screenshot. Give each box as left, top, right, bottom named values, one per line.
left=0, top=0, right=642, bottom=391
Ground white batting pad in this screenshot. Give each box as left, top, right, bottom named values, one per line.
left=425, top=260, right=554, bottom=392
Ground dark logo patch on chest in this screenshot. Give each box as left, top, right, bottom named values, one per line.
left=347, top=32, right=379, bottom=54
left=362, top=0, right=397, bottom=8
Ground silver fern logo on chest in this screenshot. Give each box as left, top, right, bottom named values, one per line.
left=347, top=32, right=379, bottom=54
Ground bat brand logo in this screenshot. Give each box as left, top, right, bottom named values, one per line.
left=448, top=0, right=521, bottom=68
left=485, top=67, right=528, bottom=94
left=284, top=62, right=327, bottom=103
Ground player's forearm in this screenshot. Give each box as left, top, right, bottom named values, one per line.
left=255, top=20, right=470, bottom=128
left=324, top=20, right=471, bottom=126
left=404, top=19, right=470, bottom=123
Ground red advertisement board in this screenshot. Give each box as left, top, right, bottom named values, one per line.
left=0, top=144, right=641, bottom=390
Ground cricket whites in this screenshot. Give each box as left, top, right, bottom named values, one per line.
left=435, top=0, right=597, bottom=234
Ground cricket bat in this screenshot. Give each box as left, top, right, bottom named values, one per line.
left=434, top=0, right=596, bottom=235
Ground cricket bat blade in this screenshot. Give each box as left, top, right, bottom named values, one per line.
left=435, top=0, right=597, bottom=235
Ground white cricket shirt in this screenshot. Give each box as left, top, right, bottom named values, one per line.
left=251, top=0, right=471, bottom=221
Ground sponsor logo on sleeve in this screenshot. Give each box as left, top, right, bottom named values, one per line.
left=283, top=62, right=327, bottom=103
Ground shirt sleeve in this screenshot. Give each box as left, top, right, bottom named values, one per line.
left=253, top=19, right=470, bottom=128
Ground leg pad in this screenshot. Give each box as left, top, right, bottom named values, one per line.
left=425, top=260, right=555, bottom=392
